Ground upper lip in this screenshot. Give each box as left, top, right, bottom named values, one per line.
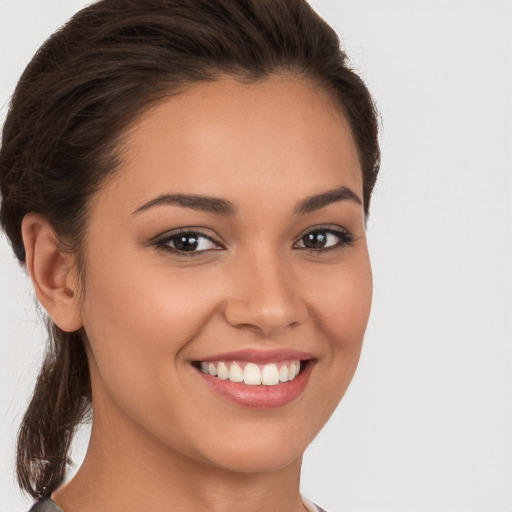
left=193, top=348, right=315, bottom=364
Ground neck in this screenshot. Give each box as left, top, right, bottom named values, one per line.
left=52, top=394, right=306, bottom=512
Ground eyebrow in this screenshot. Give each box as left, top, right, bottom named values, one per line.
left=293, top=185, right=362, bottom=215
left=132, top=185, right=361, bottom=216
left=133, top=193, right=237, bottom=216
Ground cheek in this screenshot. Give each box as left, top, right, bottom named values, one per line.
left=79, top=247, right=217, bottom=400
left=82, top=262, right=215, bottom=361
left=306, top=253, right=372, bottom=346
left=79, top=255, right=226, bottom=455
left=302, top=250, right=372, bottom=397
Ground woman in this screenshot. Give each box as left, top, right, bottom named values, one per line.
left=0, top=0, right=379, bottom=510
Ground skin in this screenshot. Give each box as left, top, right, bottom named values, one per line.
left=23, top=74, right=372, bottom=512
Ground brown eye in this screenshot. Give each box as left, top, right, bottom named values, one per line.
left=173, top=234, right=201, bottom=251
left=157, top=231, right=220, bottom=254
left=295, top=228, right=353, bottom=251
left=302, top=231, right=328, bottom=249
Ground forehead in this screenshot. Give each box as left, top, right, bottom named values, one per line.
left=97, top=74, right=362, bottom=215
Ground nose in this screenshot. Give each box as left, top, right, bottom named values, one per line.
left=223, top=251, right=308, bottom=336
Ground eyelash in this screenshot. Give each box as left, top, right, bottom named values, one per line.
left=153, top=225, right=354, bottom=257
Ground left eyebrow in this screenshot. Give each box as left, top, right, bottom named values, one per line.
left=293, top=186, right=362, bottom=215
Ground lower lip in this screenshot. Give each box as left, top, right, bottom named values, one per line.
left=195, top=361, right=314, bottom=409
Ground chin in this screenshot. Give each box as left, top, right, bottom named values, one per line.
left=204, top=441, right=304, bottom=475
left=185, top=414, right=321, bottom=475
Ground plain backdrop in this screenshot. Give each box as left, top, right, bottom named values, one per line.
left=1, top=1, right=511, bottom=511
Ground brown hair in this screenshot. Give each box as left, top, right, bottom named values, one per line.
left=0, top=0, right=380, bottom=498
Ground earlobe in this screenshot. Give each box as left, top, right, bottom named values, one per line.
left=21, top=213, right=83, bottom=332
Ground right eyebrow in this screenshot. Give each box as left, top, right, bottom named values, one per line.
left=132, top=193, right=238, bottom=216
left=293, top=185, right=362, bottom=215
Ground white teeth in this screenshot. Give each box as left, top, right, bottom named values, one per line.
left=261, top=364, right=280, bottom=386
left=198, top=359, right=304, bottom=386
left=217, top=361, right=229, bottom=380
left=244, top=363, right=262, bottom=385
left=229, top=363, right=244, bottom=383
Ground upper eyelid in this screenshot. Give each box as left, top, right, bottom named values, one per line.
left=150, top=227, right=221, bottom=245
left=152, top=224, right=349, bottom=240
left=295, top=224, right=350, bottom=239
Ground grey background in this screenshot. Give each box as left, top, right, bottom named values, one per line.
left=1, top=1, right=511, bottom=510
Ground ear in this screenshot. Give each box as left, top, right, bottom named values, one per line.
left=21, top=213, right=83, bottom=332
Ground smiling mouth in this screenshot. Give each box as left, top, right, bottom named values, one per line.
left=192, top=360, right=308, bottom=386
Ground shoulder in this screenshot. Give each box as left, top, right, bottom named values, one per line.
left=28, top=498, right=63, bottom=512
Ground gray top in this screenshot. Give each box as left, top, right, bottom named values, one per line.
left=29, top=499, right=63, bottom=512
left=29, top=497, right=328, bottom=511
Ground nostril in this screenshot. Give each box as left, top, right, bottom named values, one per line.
left=223, top=301, right=306, bottom=337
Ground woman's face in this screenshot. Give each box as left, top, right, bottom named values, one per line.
left=78, top=74, right=372, bottom=473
